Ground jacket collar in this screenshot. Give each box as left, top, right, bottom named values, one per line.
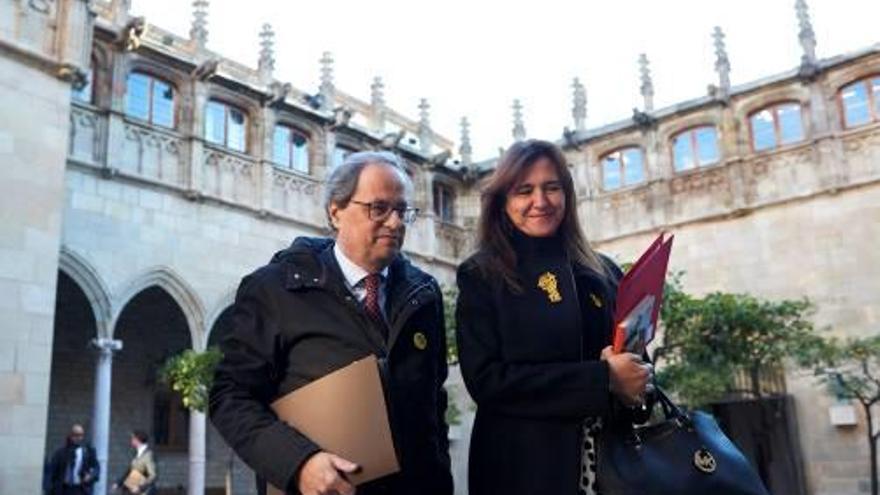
left=276, top=237, right=433, bottom=303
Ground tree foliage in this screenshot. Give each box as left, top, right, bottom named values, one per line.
left=794, top=334, right=880, bottom=495
left=653, top=272, right=817, bottom=407
left=159, top=347, right=223, bottom=413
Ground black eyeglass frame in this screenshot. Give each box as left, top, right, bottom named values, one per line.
left=349, top=200, right=420, bottom=224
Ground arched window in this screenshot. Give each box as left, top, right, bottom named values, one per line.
left=125, top=72, right=175, bottom=128
left=840, top=76, right=880, bottom=128
left=433, top=182, right=455, bottom=222
left=601, top=147, right=645, bottom=190
left=749, top=102, right=805, bottom=152
left=332, top=144, right=358, bottom=170
left=204, top=99, right=247, bottom=152
left=671, top=126, right=719, bottom=172
left=273, top=124, right=310, bottom=173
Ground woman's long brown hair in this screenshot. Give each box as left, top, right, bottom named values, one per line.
left=476, top=139, right=610, bottom=291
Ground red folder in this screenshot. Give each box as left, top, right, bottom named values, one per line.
left=612, top=232, right=674, bottom=353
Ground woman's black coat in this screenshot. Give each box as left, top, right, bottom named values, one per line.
left=456, top=244, right=639, bottom=495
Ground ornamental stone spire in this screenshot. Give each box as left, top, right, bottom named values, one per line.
left=512, top=99, right=526, bottom=142
left=370, top=76, right=386, bottom=133
left=459, top=116, right=473, bottom=167
left=639, top=53, right=654, bottom=112
left=418, top=98, right=432, bottom=154
left=795, top=0, right=817, bottom=66
left=257, top=23, right=275, bottom=83
left=713, top=26, right=731, bottom=98
left=572, top=77, right=587, bottom=132
left=190, top=0, right=209, bottom=48
left=319, top=51, right=335, bottom=111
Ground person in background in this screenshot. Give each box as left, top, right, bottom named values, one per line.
left=47, top=424, right=100, bottom=495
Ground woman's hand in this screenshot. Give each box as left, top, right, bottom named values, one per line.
left=601, top=346, right=653, bottom=406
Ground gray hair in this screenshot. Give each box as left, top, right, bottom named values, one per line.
left=323, top=150, right=414, bottom=229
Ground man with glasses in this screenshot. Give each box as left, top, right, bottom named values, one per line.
left=47, top=424, right=100, bottom=495
left=210, top=151, right=453, bottom=495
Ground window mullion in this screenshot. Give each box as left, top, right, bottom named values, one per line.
left=691, top=130, right=700, bottom=168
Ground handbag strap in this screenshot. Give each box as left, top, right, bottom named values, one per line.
left=653, top=386, right=694, bottom=428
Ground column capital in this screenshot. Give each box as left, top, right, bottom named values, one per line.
left=91, top=337, right=123, bottom=353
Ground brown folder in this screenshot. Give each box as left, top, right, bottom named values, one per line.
left=123, top=469, right=146, bottom=493
left=267, top=355, right=400, bottom=495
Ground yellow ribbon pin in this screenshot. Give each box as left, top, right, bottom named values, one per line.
left=413, top=332, right=428, bottom=350
left=590, top=293, right=603, bottom=308
left=537, top=272, right=562, bottom=303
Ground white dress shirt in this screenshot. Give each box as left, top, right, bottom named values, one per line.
left=67, top=446, right=83, bottom=484
left=334, top=242, right=389, bottom=321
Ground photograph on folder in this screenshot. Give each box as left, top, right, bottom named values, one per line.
left=612, top=294, right=655, bottom=354
left=267, top=355, right=399, bottom=495
left=612, top=232, right=673, bottom=353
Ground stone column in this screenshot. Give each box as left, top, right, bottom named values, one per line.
left=91, top=338, right=122, bottom=495
left=188, top=411, right=207, bottom=495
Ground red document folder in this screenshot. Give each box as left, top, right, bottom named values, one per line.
left=612, top=232, right=674, bottom=353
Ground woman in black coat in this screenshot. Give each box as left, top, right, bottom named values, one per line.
left=456, top=140, right=653, bottom=495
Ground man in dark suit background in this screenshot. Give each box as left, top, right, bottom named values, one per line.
left=47, top=424, right=100, bottom=495
left=210, top=151, right=453, bottom=495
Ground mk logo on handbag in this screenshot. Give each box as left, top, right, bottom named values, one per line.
left=693, top=448, right=717, bottom=474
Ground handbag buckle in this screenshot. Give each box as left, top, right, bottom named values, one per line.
left=693, top=447, right=717, bottom=474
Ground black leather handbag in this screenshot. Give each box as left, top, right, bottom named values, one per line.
left=596, top=388, right=771, bottom=495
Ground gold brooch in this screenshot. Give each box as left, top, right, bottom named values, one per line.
left=537, top=272, right=562, bottom=303
left=413, top=332, right=428, bottom=350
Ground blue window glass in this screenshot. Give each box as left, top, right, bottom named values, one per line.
left=673, top=126, right=719, bottom=171
left=125, top=72, right=175, bottom=128
left=750, top=109, right=777, bottom=151
left=333, top=146, right=354, bottom=169
left=272, top=125, right=310, bottom=173
left=204, top=101, right=226, bottom=145
left=125, top=73, right=150, bottom=121
left=273, top=125, right=291, bottom=166
left=695, top=127, right=719, bottom=165
left=152, top=80, right=174, bottom=128
left=623, top=148, right=644, bottom=185
left=673, top=133, right=695, bottom=171
left=602, top=154, right=622, bottom=190
left=872, top=77, right=880, bottom=117
left=227, top=108, right=246, bottom=152
left=842, top=81, right=871, bottom=128
left=291, top=132, right=310, bottom=173
left=777, top=104, right=804, bottom=145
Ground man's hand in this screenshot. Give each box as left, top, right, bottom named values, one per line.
left=297, top=452, right=359, bottom=495
left=601, top=346, right=653, bottom=406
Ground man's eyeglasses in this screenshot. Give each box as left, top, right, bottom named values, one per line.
left=350, top=200, right=419, bottom=224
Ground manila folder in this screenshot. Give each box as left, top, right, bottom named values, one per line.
left=267, top=355, right=400, bottom=494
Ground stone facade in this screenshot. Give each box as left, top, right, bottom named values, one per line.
left=556, top=47, right=880, bottom=495
left=2, top=1, right=879, bottom=495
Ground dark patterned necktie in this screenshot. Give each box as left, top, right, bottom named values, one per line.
left=363, top=273, right=383, bottom=325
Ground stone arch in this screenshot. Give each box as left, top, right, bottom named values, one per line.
left=734, top=85, right=811, bottom=124
left=58, top=246, right=112, bottom=339
left=124, top=54, right=190, bottom=94
left=110, top=283, right=196, bottom=492
left=45, top=269, right=102, bottom=463
left=204, top=288, right=237, bottom=349
left=112, top=266, right=206, bottom=347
